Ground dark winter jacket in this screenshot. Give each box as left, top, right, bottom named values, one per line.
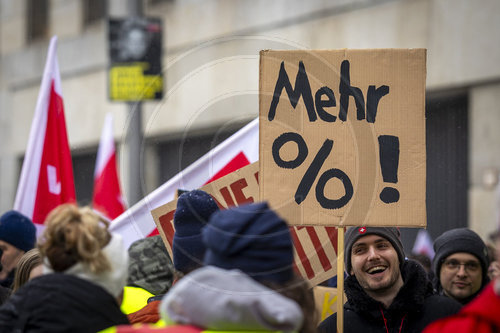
left=318, top=260, right=462, bottom=333
left=0, top=273, right=129, bottom=332
left=0, top=286, right=9, bottom=306
left=0, top=269, right=15, bottom=289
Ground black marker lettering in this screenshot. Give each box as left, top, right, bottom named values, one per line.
left=315, top=86, right=337, bottom=122
left=339, top=60, right=365, bottom=122
left=268, top=61, right=317, bottom=122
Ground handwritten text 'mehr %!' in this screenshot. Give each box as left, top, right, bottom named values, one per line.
left=266, top=60, right=400, bottom=208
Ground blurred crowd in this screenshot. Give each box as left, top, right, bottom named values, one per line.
left=0, top=189, right=497, bottom=332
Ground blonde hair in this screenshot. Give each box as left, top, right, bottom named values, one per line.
left=12, top=248, right=42, bottom=293
left=38, top=204, right=111, bottom=274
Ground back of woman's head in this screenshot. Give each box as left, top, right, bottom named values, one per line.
left=12, top=248, right=42, bottom=292
left=261, top=275, right=318, bottom=333
left=39, top=204, right=111, bottom=274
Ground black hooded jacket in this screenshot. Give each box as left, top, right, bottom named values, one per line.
left=0, top=273, right=129, bottom=332
left=319, top=260, right=462, bottom=333
left=0, top=269, right=15, bottom=289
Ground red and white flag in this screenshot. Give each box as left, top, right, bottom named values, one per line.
left=14, top=36, right=76, bottom=231
left=412, top=229, right=435, bottom=260
left=92, top=113, right=126, bottom=220
left=110, top=118, right=258, bottom=249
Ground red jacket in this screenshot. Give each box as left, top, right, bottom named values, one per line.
left=424, top=282, right=500, bottom=333
left=127, top=300, right=161, bottom=324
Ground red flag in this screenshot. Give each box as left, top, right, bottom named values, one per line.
left=92, top=113, right=127, bottom=220
left=14, top=36, right=76, bottom=229
left=110, top=118, right=259, bottom=249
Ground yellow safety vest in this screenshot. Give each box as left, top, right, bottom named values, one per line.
left=120, top=286, right=154, bottom=315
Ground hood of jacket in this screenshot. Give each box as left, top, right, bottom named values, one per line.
left=160, top=266, right=303, bottom=332
left=43, top=233, right=129, bottom=298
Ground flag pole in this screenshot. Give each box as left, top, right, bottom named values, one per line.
left=125, top=0, right=144, bottom=206
left=337, top=227, right=345, bottom=333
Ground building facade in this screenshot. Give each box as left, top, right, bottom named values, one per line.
left=1, top=0, right=499, bottom=248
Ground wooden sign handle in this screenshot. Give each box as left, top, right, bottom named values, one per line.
left=336, top=227, right=345, bottom=333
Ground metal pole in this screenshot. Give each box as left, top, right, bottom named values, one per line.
left=126, top=0, right=143, bottom=205
left=126, top=101, right=143, bottom=205
left=128, top=0, right=143, bottom=16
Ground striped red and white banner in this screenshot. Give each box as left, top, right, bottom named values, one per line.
left=291, top=225, right=338, bottom=286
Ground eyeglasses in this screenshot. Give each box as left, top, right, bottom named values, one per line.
left=443, top=259, right=481, bottom=272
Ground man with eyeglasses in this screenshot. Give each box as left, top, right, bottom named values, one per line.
left=433, top=228, right=490, bottom=305
left=424, top=230, right=500, bottom=332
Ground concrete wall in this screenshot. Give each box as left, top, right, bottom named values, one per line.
left=469, top=83, right=500, bottom=240
left=1, top=0, right=500, bottom=240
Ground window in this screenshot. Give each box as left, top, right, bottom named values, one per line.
left=72, top=150, right=98, bottom=206
left=156, top=123, right=247, bottom=186
left=26, top=0, right=49, bottom=42
left=400, top=93, right=469, bottom=253
left=83, top=0, right=107, bottom=27
left=16, top=148, right=98, bottom=207
left=147, top=0, right=170, bottom=6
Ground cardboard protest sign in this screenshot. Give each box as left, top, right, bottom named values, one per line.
left=313, top=286, right=346, bottom=322
left=151, top=162, right=339, bottom=286
left=259, top=49, right=426, bottom=227
left=151, top=162, right=260, bottom=260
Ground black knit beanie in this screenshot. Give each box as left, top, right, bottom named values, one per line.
left=345, top=226, right=405, bottom=275
left=433, top=228, right=489, bottom=287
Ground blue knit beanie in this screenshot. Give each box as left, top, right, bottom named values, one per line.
left=203, top=202, right=294, bottom=284
left=0, top=210, right=36, bottom=252
left=173, top=190, right=219, bottom=274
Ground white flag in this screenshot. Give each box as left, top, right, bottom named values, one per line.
left=110, top=118, right=259, bottom=249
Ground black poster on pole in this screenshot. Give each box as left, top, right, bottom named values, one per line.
left=108, top=17, right=163, bottom=101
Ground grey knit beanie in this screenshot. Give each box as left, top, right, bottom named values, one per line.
left=345, top=226, right=405, bottom=275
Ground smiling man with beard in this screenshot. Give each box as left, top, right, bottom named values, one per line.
left=319, top=227, right=461, bottom=333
